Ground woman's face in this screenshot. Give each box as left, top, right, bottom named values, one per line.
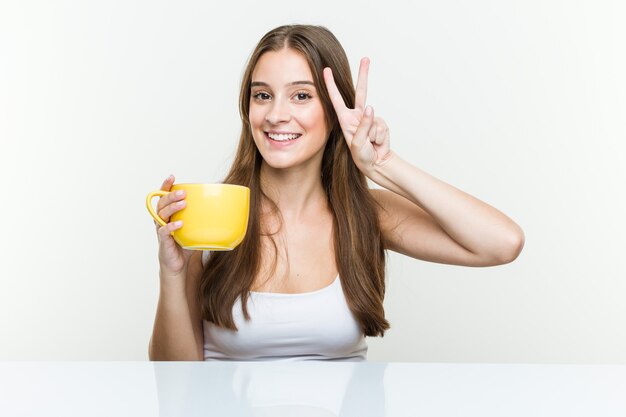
left=249, top=48, right=329, bottom=172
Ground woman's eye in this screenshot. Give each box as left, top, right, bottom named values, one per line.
left=294, top=92, right=312, bottom=101
left=253, top=92, right=271, bottom=100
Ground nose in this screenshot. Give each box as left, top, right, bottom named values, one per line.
left=265, top=97, right=291, bottom=125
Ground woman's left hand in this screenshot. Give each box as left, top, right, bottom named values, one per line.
left=323, top=58, right=392, bottom=173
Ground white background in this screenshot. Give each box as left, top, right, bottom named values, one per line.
left=1, top=0, right=624, bottom=362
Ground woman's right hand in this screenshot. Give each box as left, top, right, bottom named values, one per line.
left=154, top=175, right=193, bottom=278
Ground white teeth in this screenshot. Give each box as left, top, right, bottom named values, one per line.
left=267, top=133, right=300, bottom=141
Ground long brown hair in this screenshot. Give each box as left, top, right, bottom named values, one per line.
left=200, top=24, right=389, bottom=337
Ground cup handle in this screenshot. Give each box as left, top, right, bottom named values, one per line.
left=146, top=191, right=169, bottom=227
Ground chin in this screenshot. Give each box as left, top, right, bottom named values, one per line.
left=261, top=158, right=298, bottom=170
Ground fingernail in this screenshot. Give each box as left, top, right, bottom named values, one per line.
left=175, top=190, right=184, bottom=197
left=174, top=220, right=183, bottom=226
left=365, top=106, right=373, bottom=117
left=167, top=174, right=174, bottom=181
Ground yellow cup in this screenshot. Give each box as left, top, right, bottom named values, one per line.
left=146, top=183, right=250, bottom=251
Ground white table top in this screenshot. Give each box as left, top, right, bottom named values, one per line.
left=1, top=361, right=625, bottom=416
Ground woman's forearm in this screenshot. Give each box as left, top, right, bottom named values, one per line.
left=370, top=151, right=525, bottom=263
left=149, top=273, right=202, bottom=361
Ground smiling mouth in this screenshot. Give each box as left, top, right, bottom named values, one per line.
left=266, top=132, right=302, bottom=142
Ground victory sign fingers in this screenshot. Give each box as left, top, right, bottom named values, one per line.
left=323, top=57, right=371, bottom=145
left=323, top=58, right=392, bottom=170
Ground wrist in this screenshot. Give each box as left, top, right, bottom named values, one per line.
left=366, top=150, right=398, bottom=185
left=374, top=149, right=396, bottom=168
left=159, top=269, right=187, bottom=290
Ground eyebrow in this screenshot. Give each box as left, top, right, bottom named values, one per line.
left=250, top=81, right=316, bottom=88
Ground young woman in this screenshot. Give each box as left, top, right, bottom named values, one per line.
left=149, top=25, right=524, bottom=361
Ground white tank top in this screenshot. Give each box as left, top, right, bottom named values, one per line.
left=201, top=252, right=367, bottom=361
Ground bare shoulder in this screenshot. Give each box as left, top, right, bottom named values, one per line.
left=368, top=188, right=480, bottom=266
left=369, top=187, right=432, bottom=249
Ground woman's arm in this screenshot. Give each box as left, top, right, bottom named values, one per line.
left=324, top=59, right=523, bottom=266
left=369, top=154, right=524, bottom=266
left=149, top=251, right=204, bottom=360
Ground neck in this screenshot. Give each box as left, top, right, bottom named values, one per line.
left=260, top=162, right=328, bottom=221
